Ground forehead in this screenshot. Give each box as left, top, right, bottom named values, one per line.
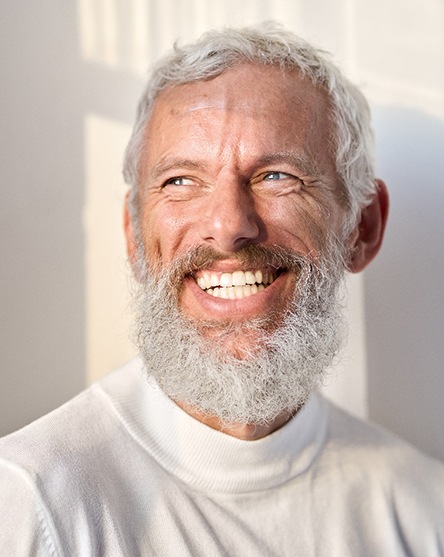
left=140, top=63, right=337, bottom=182
left=149, top=62, right=331, bottom=128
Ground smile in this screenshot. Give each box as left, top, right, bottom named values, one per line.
left=194, top=270, right=278, bottom=299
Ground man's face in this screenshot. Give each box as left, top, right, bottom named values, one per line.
left=131, top=63, right=348, bottom=353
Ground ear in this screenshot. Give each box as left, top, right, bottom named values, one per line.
left=347, top=179, right=389, bottom=273
left=123, top=190, right=140, bottom=273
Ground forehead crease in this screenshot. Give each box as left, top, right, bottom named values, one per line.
left=144, top=65, right=334, bottom=179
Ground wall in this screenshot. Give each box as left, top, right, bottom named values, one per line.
left=1, top=0, right=443, bottom=461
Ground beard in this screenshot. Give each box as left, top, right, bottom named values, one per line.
left=131, top=241, right=347, bottom=426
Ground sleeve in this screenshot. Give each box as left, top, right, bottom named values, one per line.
left=0, top=458, right=61, bottom=557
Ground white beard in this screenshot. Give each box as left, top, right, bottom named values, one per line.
left=131, top=243, right=346, bottom=426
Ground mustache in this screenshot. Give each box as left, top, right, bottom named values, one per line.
left=160, top=244, right=311, bottom=288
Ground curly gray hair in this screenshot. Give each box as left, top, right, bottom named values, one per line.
left=123, top=23, right=375, bottom=237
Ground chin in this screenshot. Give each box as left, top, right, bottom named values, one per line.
left=188, top=312, right=283, bottom=360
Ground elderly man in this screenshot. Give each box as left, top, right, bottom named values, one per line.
left=1, top=24, right=443, bottom=556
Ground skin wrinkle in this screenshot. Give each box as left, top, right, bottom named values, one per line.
left=139, top=65, right=338, bottom=186
left=149, top=152, right=321, bottom=186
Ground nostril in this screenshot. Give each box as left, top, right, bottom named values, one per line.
left=199, top=186, right=261, bottom=252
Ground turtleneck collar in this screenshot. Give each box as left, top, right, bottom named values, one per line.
left=97, top=358, right=329, bottom=494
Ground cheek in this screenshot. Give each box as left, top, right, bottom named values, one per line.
left=140, top=201, right=197, bottom=266
left=139, top=201, right=165, bottom=264
left=263, top=198, right=331, bottom=256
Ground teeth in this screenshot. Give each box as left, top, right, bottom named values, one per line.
left=235, top=285, right=244, bottom=298
left=219, top=287, right=228, bottom=299
left=232, top=271, right=245, bottom=286
left=220, top=273, right=233, bottom=287
left=243, top=285, right=252, bottom=297
left=204, top=284, right=264, bottom=299
left=195, top=269, right=278, bottom=297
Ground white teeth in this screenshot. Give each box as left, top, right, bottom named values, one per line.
left=243, top=285, right=252, bottom=297
left=195, top=269, right=278, bottom=296
left=220, top=273, right=233, bottom=287
left=235, top=285, right=244, bottom=298
left=204, top=284, right=265, bottom=299
left=232, top=270, right=246, bottom=286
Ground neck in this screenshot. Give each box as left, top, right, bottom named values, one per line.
left=175, top=400, right=295, bottom=440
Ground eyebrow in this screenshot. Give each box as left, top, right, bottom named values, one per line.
left=150, top=158, right=206, bottom=180
left=254, top=152, right=319, bottom=177
left=149, top=152, right=320, bottom=181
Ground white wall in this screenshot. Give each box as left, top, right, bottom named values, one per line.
left=1, top=0, right=443, bottom=461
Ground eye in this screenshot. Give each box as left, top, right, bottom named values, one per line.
left=252, top=170, right=304, bottom=196
left=164, top=176, right=195, bottom=187
left=263, top=171, right=293, bottom=181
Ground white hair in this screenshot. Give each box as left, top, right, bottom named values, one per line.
left=123, top=23, right=376, bottom=236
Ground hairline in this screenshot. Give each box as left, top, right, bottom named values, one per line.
left=124, top=25, right=376, bottom=241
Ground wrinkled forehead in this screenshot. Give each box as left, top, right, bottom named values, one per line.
left=146, top=63, right=334, bottom=135
left=134, top=64, right=346, bottom=211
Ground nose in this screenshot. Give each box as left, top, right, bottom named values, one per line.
left=199, top=179, right=261, bottom=253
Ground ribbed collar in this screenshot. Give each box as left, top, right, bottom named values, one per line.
left=97, top=358, right=329, bottom=494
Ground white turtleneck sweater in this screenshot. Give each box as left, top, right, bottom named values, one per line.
left=0, top=358, right=443, bottom=556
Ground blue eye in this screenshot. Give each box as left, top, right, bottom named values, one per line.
left=263, top=171, right=290, bottom=181
left=165, top=177, right=194, bottom=186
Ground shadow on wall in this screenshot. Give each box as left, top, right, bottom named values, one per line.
left=366, top=105, right=444, bottom=462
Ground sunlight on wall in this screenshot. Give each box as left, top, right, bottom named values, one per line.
left=84, top=114, right=135, bottom=384
left=77, top=0, right=444, bottom=118
left=78, top=0, right=150, bottom=74
left=77, top=0, right=304, bottom=75
left=358, top=1, right=444, bottom=119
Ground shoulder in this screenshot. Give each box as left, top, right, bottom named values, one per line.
left=0, top=358, right=144, bottom=485
left=0, top=358, right=147, bottom=555
left=324, top=397, right=444, bottom=474
left=321, top=396, right=444, bottom=513
left=305, top=396, right=444, bottom=555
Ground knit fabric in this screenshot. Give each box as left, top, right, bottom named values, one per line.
left=1, top=358, right=443, bottom=556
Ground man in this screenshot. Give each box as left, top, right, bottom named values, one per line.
left=0, top=24, right=443, bottom=556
